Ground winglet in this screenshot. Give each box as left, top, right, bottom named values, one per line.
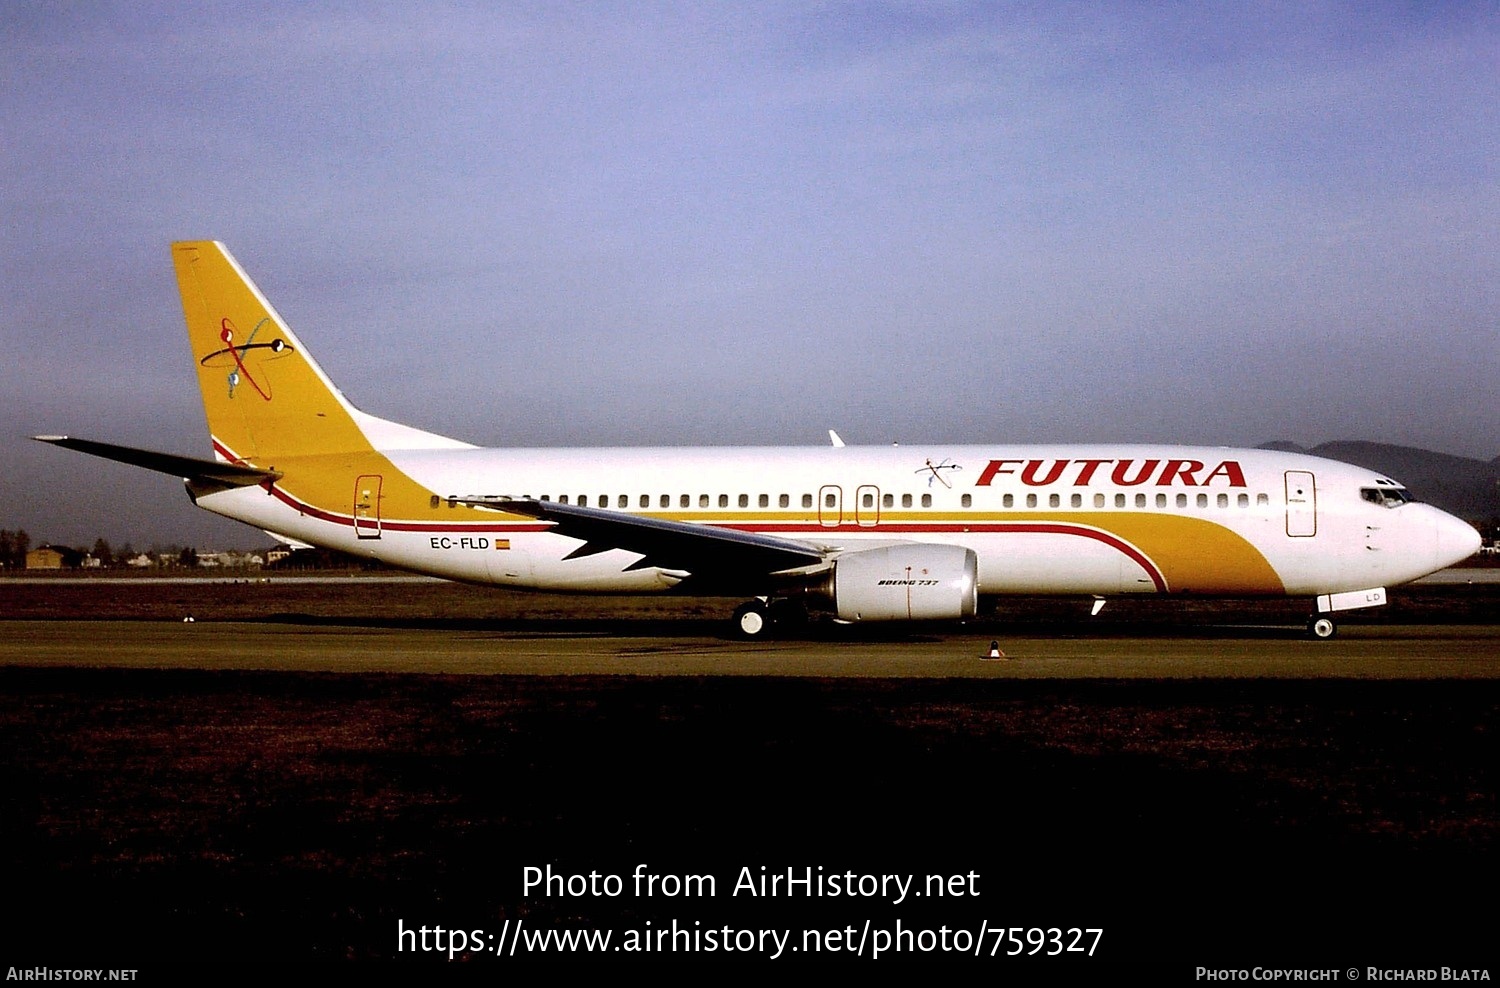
left=828, top=430, right=845, bottom=448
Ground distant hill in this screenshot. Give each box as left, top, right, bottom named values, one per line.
left=1258, top=441, right=1500, bottom=521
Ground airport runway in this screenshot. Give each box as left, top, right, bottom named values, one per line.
left=4, top=619, right=1498, bottom=677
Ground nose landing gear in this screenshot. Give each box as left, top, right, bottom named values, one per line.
left=1306, top=615, right=1337, bottom=640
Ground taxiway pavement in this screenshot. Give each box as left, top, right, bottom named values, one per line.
left=3, top=620, right=1496, bottom=678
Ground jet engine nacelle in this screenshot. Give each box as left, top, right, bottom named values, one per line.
left=829, top=544, right=979, bottom=622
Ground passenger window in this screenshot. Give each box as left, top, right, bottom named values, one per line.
left=719, top=494, right=729, bottom=508
left=1049, top=493, right=1060, bottom=507
left=962, top=494, right=972, bottom=508
left=759, top=494, right=769, bottom=508
left=1003, top=494, right=1014, bottom=508
left=1197, top=493, right=1208, bottom=508
left=779, top=494, right=789, bottom=508
left=1217, top=493, right=1229, bottom=508
left=559, top=495, right=569, bottom=505
left=1177, top=493, right=1188, bottom=508
left=1025, top=494, right=1036, bottom=508
left=825, top=493, right=836, bottom=508
left=1115, top=494, right=1126, bottom=508
left=1257, top=493, right=1269, bottom=506
left=1071, top=493, right=1082, bottom=508
left=922, top=494, right=932, bottom=507
left=1156, top=493, right=1166, bottom=508
left=579, top=495, right=588, bottom=507
left=902, top=494, right=913, bottom=508
left=802, top=494, right=813, bottom=509
left=699, top=494, right=709, bottom=508
left=1094, top=493, right=1106, bottom=508
left=1135, top=493, right=1146, bottom=508
left=1237, top=494, right=1249, bottom=508
left=738, top=494, right=749, bottom=508
left=430, top=495, right=440, bottom=508
left=883, top=494, right=894, bottom=508
left=618, top=495, right=628, bottom=508
left=861, top=493, right=873, bottom=508
left=640, top=495, right=650, bottom=508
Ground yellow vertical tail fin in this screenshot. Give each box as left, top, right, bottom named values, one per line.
left=173, top=241, right=371, bottom=464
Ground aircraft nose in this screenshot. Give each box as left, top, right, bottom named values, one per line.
left=1433, top=509, right=1482, bottom=570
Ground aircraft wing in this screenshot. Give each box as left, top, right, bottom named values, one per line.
left=32, top=436, right=281, bottom=488
left=463, top=498, right=827, bottom=576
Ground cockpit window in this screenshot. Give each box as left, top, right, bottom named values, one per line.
left=1361, top=486, right=1413, bottom=507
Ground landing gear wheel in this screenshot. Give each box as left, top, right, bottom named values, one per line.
left=733, top=600, right=771, bottom=639
left=1307, top=615, right=1337, bottom=640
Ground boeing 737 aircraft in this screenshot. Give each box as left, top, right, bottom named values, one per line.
left=37, top=242, right=1480, bottom=639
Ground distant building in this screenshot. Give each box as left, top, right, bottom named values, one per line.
left=125, top=553, right=154, bottom=568
left=196, top=551, right=264, bottom=568
left=25, top=546, right=67, bottom=569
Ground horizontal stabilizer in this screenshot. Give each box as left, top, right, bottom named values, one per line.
left=32, top=436, right=281, bottom=487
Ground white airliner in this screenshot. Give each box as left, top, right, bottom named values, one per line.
left=37, top=242, right=1480, bottom=639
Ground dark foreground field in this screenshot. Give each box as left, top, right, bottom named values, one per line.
left=2, top=580, right=1496, bottom=974
left=4, top=670, right=1496, bottom=969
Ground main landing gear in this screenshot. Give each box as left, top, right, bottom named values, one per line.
left=732, top=597, right=808, bottom=639
left=733, top=600, right=770, bottom=638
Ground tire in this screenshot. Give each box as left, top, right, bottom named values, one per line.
left=733, top=601, right=770, bottom=639
left=1307, top=616, right=1337, bottom=640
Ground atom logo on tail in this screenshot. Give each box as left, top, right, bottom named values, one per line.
left=199, top=317, right=294, bottom=400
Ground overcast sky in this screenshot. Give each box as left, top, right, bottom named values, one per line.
left=3, top=2, right=1496, bottom=548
